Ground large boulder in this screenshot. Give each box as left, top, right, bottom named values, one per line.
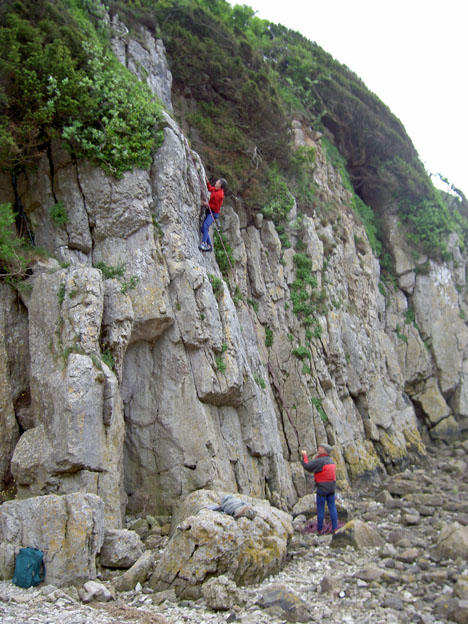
left=99, top=529, right=145, bottom=569
left=150, top=490, right=293, bottom=598
left=331, top=519, right=384, bottom=550
left=0, top=493, right=104, bottom=587
left=434, top=522, right=468, bottom=560
left=257, top=583, right=311, bottom=622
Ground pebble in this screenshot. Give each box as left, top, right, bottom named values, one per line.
left=1, top=442, right=467, bottom=623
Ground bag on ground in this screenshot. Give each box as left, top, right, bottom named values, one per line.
left=12, top=547, right=45, bottom=588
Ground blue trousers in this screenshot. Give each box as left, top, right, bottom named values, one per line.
left=201, top=212, right=218, bottom=246
left=316, top=493, right=338, bottom=532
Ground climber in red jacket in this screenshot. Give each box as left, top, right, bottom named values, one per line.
left=199, top=177, right=227, bottom=252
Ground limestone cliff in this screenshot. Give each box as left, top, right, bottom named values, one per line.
left=1, top=10, right=467, bottom=530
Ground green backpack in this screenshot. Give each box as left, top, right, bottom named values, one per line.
left=12, top=547, right=45, bottom=588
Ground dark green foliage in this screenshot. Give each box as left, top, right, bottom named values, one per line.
left=95, top=262, right=125, bottom=280
left=49, top=202, right=68, bottom=227
left=0, top=0, right=163, bottom=176
left=292, top=345, right=311, bottom=360
left=213, top=230, right=235, bottom=280
left=253, top=373, right=266, bottom=389
left=2, top=0, right=464, bottom=279
left=0, top=202, right=29, bottom=283
left=261, top=165, right=295, bottom=225
left=100, top=349, right=115, bottom=371
left=120, top=275, right=139, bottom=295
left=215, top=355, right=226, bottom=372
left=264, top=326, right=273, bottom=348
left=57, top=282, right=66, bottom=305
left=94, top=261, right=139, bottom=294
left=121, top=0, right=291, bottom=197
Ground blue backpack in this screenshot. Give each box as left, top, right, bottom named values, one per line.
left=12, top=547, right=45, bottom=588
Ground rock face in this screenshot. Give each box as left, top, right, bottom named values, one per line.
left=1, top=16, right=468, bottom=544
left=0, top=493, right=104, bottom=587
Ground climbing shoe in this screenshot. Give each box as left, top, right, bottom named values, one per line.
left=199, top=243, right=212, bottom=252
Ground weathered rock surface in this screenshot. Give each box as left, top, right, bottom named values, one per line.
left=434, top=522, right=468, bottom=561
left=99, top=529, right=145, bottom=569
left=331, top=518, right=384, bottom=550
left=0, top=493, right=104, bottom=587
left=150, top=491, right=293, bottom=598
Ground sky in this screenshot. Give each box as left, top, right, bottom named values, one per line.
left=228, top=0, right=468, bottom=198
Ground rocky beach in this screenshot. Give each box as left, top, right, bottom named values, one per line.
left=1, top=441, right=467, bottom=624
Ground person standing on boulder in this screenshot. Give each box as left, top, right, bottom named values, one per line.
left=199, top=176, right=227, bottom=252
left=301, top=443, right=338, bottom=534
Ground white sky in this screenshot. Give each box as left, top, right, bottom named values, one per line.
left=229, top=0, right=468, bottom=197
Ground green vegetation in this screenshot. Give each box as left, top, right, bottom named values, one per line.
left=100, top=349, right=115, bottom=371
left=0, top=202, right=30, bottom=285
left=247, top=298, right=259, bottom=313
left=232, top=284, right=244, bottom=306
left=2, top=0, right=466, bottom=310
left=95, top=261, right=125, bottom=280
left=264, top=326, right=274, bottom=348
left=208, top=273, right=223, bottom=297
left=57, top=282, right=66, bottom=305
left=94, top=261, right=139, bottom=294
left=292, top=345, right=311, bottom=360
left=404, top=305, right=416, bottom=327
left=395, top=325, right=408, bottom=343
left=253, top=373, right=266, bottom=389
left=121, top=275, right=139, bottom=295
left=0, top=0, right=163, bottom=177
left=213, top=230, right=235, bottom=280
left=49, top=201, right=68, bottom=227
left=312, top=396, right=328, bottom=423
left=215, top=355, right=226, bottom=373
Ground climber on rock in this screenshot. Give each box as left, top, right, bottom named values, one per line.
left=199, top=176, right=227, bottom=252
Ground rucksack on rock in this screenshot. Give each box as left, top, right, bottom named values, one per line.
left=12, top=547, right=45, bottom=588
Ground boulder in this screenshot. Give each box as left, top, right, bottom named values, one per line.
left=201, top=575, right=239, bottom=611
left=0, top=493, right=104, bottom=587
left=150, top=491, right=292, bottom=599
left=331, top=519, right=384, bottom=550
left=454, top=578, right=468, bottom=601
left=257, top=583, right=311, bottom=622
left=435, top=597, right=468, bottom=624
left=320, top=575, right=341, bottom=595
left=80, top=580, right=114, bottom=603
left=434, top=522, right=468, bottom=560
left=383, top=474, right=419, bottom=497
left=99, top=529, right=145, bottom=569
left=353, top=566, right=384, bottom=582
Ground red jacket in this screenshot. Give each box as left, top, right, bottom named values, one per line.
left=301, top=452, right=336, bottom=495
left=207, top=182, right=224, bottom=214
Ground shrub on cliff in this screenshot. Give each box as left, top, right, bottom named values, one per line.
left=0, top=0, right=163, bottom=177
